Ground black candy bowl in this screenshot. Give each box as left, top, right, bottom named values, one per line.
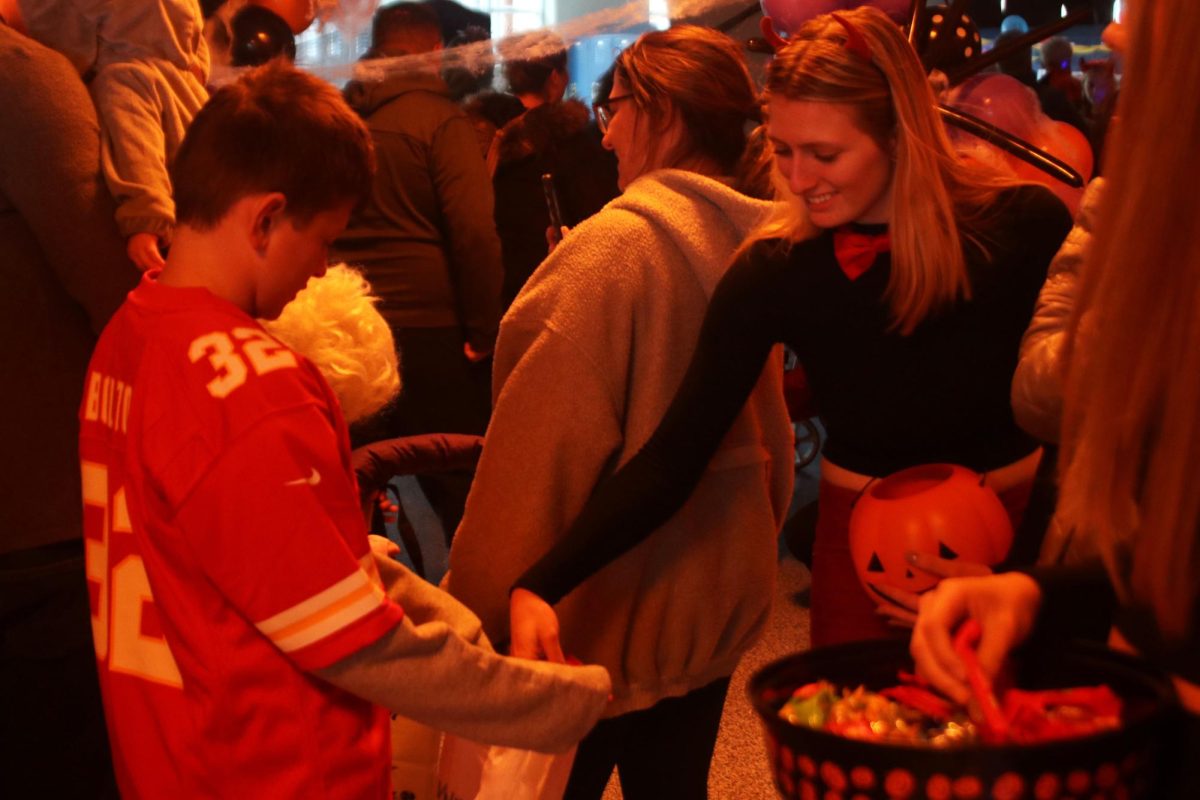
left=748, top=639, right=1176, bottom=799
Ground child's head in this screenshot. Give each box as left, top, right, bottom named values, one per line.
left=1040, top=36, right=1074, bottom=76
left=499, top=32, right=568, bottom=102
left=170, top=61, right=374, bottom=319
left=173, top=61, right=373, bottom=231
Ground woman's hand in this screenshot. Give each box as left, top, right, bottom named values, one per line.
left=873, top=551, right=994, bottom=627
left=910, top=572, right=1043, bottom=704
left=509, top=588, right=566, bottom=663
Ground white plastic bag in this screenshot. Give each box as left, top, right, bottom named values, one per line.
left=436, top=734, right=575, bottom=800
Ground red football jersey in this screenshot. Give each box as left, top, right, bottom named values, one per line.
left=79, top=273, right=405, bottom=799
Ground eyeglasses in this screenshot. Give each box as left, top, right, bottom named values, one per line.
left=593, top=94, right=633, bottom=134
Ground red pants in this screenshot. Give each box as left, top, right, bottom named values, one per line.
left=809, top=477, right=1033, bottom=649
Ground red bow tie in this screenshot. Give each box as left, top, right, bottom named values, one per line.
left=833, top=227, right=891, bottom=280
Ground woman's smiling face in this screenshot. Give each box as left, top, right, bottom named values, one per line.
left=767, top=97, right=895, bottom=228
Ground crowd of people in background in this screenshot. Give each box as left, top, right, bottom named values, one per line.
left=2, top=0, right=1197, bottom=798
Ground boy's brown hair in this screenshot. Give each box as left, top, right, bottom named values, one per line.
left=172, top=62, right=374, bottom=230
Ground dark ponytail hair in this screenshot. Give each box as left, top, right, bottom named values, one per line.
left=614, top=25, right=768, bottom=195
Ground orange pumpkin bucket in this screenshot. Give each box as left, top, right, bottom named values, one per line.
left=848, top=464, right=1013, bottom=603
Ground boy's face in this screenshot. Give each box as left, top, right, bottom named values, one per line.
left=256, top=202, right=353, bottom=321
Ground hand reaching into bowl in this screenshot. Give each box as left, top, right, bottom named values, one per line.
left=909, top=572, right=1043, bottom=704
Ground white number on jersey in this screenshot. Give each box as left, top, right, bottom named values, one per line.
left=83, top=461, right=183, bottom=688
left=188, top=328, right=298, bottom=399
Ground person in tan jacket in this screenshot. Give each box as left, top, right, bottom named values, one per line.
left=18, top=0, right=210, bottom=271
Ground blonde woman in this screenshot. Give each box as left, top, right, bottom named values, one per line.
left=507, top=5, right=1073, bottom=660
left=912, top=0, right=1200, bottom=791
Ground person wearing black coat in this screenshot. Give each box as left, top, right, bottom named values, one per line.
left=491, top=43, right=619, bottom=307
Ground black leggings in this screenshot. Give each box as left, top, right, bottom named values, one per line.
left=564, top=676, right=731, bottom=800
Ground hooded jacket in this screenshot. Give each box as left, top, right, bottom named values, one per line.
left=1010, top=179, right=1108, bottom=567
left=491, top=99, right=619, bottom=307
left=1011, top=178, right=1105, bottom=446
left=20, top=0, right=210, bottom=242
left=333, top=70, right=503, bottom=352
left=447, top=170, right=795, bottom=715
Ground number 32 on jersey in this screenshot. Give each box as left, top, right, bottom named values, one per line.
left=189, top=327, right=297, bottom=399
left=82, top=462, right=183, bottom=688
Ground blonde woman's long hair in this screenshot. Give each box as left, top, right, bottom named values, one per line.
left=757, top=6, right=1020, bottom=334
left=1057, top=0, right=1200, bottom=639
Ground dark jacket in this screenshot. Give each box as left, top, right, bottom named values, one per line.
left=333, top=70, right=502, bottom=352
left=0, top=26, right=138, bottom=555
left=492, top=99, right=619, bottom=308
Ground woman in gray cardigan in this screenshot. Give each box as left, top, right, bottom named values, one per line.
left=447, top=26, right=794, bottom=799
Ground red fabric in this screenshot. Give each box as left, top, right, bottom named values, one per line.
left=811, top=481, right=896, bottom=648
left=79, top=272, right=401, bottom=799
left=810, top=475, right=1034, bottom=649
left=832, top=227, right=890, bottom=280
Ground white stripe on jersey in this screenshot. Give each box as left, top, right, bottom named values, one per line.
left=256, top=569, right=386, bottom=654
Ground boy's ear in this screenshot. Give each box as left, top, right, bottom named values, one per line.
left=249, top=193, right=288, bottom=255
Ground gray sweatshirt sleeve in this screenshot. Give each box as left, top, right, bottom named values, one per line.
left=90, top=62, right=177, bottom=240
left=1011, top=178, right=1106, bottom=444
left=317, top=549, right=611, bottom=754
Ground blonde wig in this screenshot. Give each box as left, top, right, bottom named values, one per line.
left=263, top=264, right=401, bottom=425
left=1057, top=0, right=1200, bottom=638
left=758, top=6, right=1021, bottom=334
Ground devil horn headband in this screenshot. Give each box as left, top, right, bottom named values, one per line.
left=830, top=12, right=873, bottom=64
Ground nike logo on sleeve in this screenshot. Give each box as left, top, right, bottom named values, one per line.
left=284, top=468, right=321, bottom=487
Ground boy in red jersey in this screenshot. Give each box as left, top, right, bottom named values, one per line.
left=79, top=62, right=609, bottom=799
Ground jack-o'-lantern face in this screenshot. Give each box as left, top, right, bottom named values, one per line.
left=863, top=540, right=964, bottom=594
left=848, top=464, right=1014, bottom=602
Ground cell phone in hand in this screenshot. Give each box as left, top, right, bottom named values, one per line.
left=542, top=173, right=564, bottom=245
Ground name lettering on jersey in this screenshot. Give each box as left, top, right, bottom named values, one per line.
left=188, top=328, right=298, bottom=399
left=84, top=371, right=133, bottom=434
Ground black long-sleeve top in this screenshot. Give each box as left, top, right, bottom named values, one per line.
left=1030, top=558, right=1200, bottom=686
left=515, top=184, right=1072, bottom=605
